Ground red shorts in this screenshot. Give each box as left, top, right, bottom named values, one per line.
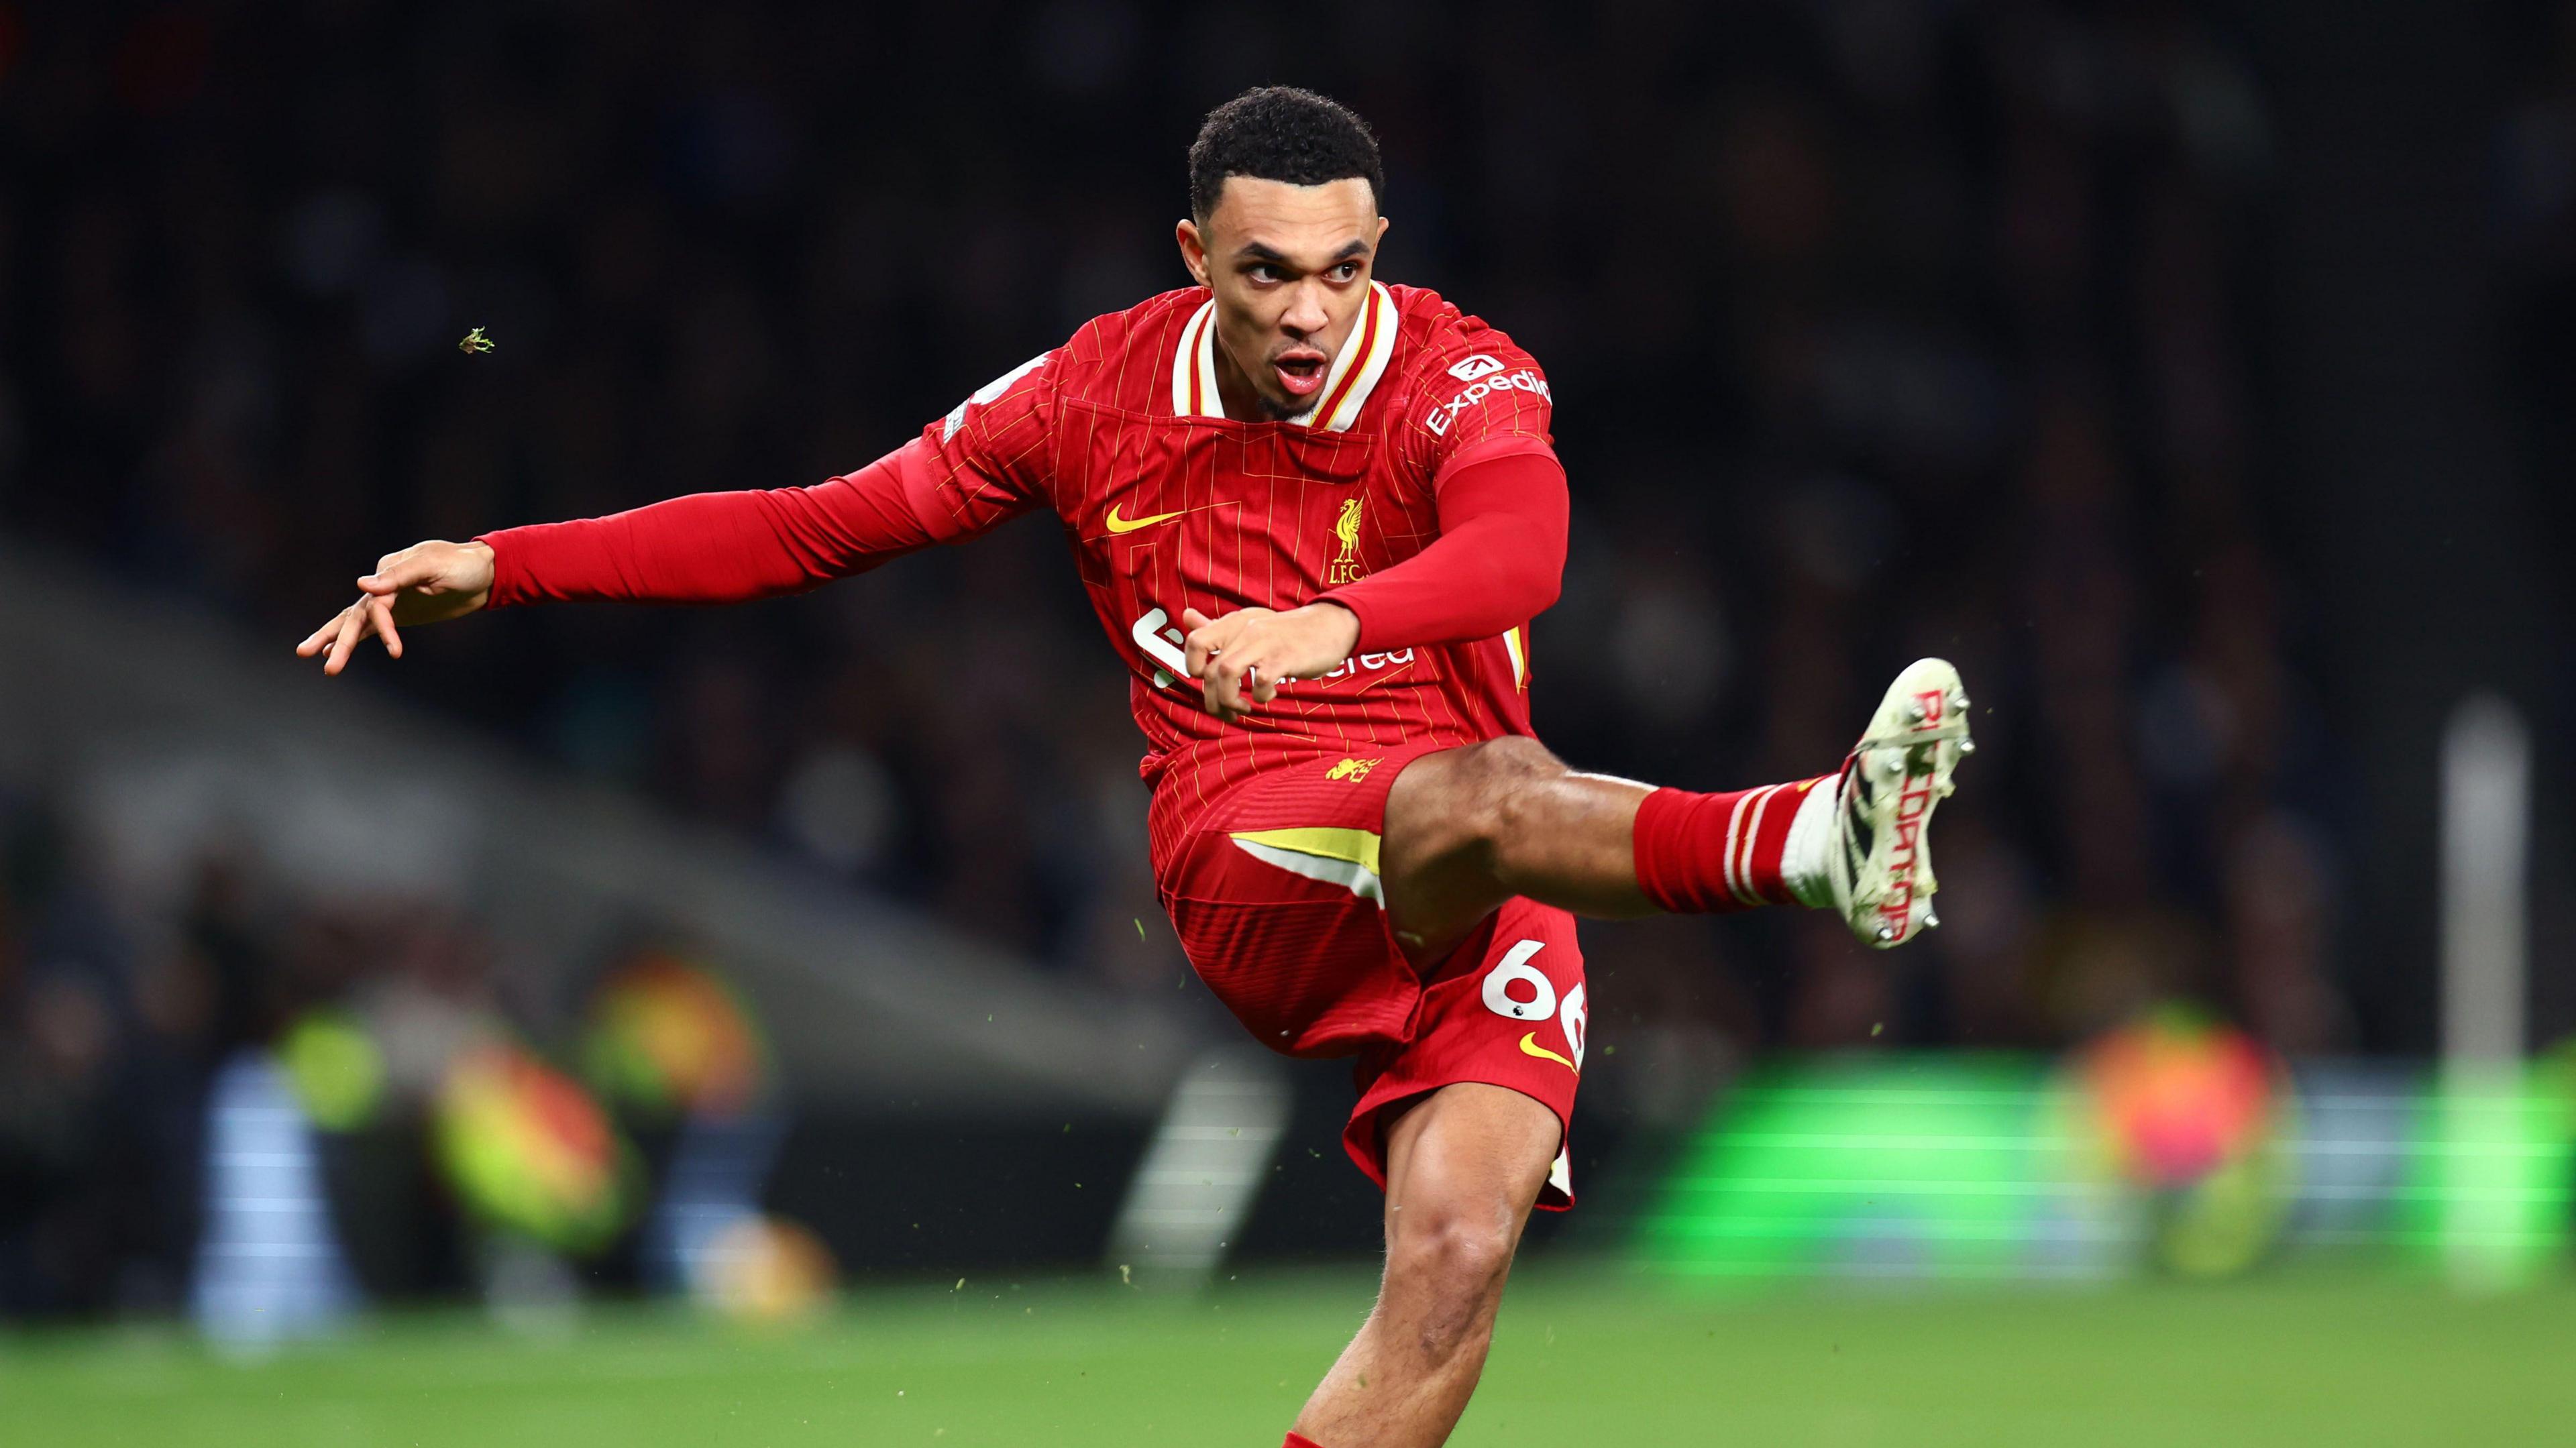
left=1155, top=742, right=1588, bottom=1210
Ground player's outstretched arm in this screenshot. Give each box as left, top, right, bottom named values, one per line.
left=294, top=540, right=494, bottom=676
left=294, top=426, right=1049, bottom=677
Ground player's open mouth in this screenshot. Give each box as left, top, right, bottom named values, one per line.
left=1272, top=350, right=1328, bottom=398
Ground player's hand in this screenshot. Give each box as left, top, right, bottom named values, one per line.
left=295, top=540, right=496, bottom=676
left=1179, top=602, right=1361, bottom=722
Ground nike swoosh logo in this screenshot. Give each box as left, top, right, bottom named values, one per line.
left=1518, top=1033, right=1576, bottom=1072
left=1104, top=503, right=1185, bottom=535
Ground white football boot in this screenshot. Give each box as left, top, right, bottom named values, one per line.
left=1789, top=659, right=1974, bottom=948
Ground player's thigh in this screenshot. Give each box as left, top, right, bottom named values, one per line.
left=1381, top=736, right=1565, bottom=957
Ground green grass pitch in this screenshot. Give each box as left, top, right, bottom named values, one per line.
left=9, top=1266, right=2571, bottom=1446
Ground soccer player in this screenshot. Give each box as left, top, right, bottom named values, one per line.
left=297, top=87, right=1971, bottom=1448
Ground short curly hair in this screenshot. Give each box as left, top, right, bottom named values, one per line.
left=1187, top=86, right=1385, bottom=223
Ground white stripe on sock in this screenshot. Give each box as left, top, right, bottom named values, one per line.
left=1720, top=789, right=1756, bottom=906
left=1739, top=785, right=1784, bottom=905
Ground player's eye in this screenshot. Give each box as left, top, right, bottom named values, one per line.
left=1246, top=264, right=1283, bottom=284
left=1329, top=263, right=1361, bottom=282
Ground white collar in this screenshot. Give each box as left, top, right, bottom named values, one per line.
left=1169, top=281, right=1397, bottom=433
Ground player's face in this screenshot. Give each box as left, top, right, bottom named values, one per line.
left=1177, top=177, right=1389, bottom=421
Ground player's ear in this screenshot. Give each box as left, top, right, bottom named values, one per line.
left=1177, top=219, right=1210, bottom=288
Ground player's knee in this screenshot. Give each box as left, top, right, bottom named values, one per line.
left=1388, top=1209, right=1517, bottom=1300
left=1460, top=736, right=1564, bottom=849
left=1385, top=1212, right=1516, bottom=1364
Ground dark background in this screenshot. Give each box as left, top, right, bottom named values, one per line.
left=1, top=0, right=2569, bottom=1318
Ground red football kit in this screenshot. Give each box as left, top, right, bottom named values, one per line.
left=478, top=282, right=1596, bottom=1205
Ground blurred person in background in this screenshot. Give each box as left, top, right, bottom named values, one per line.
left=0, top=795, right=211, bottom=1317
left=578, top=941, right=786, bottom=1302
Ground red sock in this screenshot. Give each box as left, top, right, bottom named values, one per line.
left=1631, top=779, right=1827, bottom=913
left=1285, top=1435, right=1326, bottom=1448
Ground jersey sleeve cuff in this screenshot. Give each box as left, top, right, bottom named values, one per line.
left=1311, top=592, right=1377, bottom=654
left=470, top=530, right=525, bottom=609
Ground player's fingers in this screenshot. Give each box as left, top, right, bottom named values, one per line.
left=368, top=592, right=404, bottom=659
left=1185, top=618, right=1232, bottom=679
left=295, top=612, right=345, bottom=657
left=1250, top=663, right=1279, bottom=705
left=358, top=551, right=404, bottom=594
left=323, top=606, right=367, bottom=675
left=358, top=555, right=434, bottom=594
left=1179, top=607, right=1214, bottom=632
left=1206, top=656, right=1246, bottom=718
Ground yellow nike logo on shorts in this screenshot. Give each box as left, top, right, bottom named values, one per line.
left=1518, top=1033, right=1576, bottom=1072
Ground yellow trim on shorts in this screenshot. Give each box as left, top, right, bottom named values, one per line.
left=1227, top=827, right=1386, bottom=905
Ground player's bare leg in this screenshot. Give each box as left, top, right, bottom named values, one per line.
left=1381, top=737, right=1657, bottom=952
left=1383, top=659, right=1972, bottom=962
left=1290, top=1082, right=1559, bottom=1448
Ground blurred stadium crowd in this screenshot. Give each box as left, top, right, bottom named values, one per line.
left=3, top=0, right=2569, bottom=1319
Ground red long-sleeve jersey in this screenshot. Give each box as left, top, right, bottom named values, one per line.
left=478, top=282, right=1565, bottom=872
